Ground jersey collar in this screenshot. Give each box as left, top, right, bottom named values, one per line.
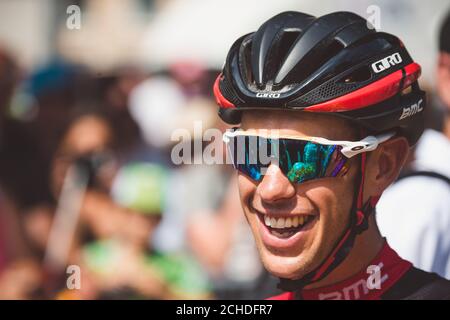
left=269, top=240, right=412, bottom=300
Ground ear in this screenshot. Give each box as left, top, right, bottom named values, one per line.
left=436, top=52, right=450, bottom=108
left=363, top=136, right=410, bottom=197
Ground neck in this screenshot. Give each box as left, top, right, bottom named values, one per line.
left=304, top=215, right=384, bottom=290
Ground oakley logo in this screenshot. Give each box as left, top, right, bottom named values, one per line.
left=351, top=146, right=365, bottom=151
left=371, top=53, right=402, bottom=73
left=399, top=99, right=423, bottom=120
left=256, top=92, right=281, bottom=98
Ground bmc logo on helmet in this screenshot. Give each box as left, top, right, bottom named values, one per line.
left=399, top=99, right=423, bottom=120
left=256, top=92, right=281, bottom=98
left=371, top=53, right=402, bottom=73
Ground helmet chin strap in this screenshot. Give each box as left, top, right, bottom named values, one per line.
left=277, top=151, right=380, bottom=292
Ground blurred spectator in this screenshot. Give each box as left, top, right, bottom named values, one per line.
left=25, top=109, right=116, bottom=296
left=377, top=11, right=450, bottom=279
left=437, top=11, right=450, bottom=140
left=0, top=49, right=46, bottom=299
left=95, top=68, right=146, bottom=157
left=0, top=192, right=5, bottom=271
left=55, top=162, right=211, bottom=299
left=0, top=48, right=20, bottom=270
left=1, top=60, right=92, bottom=211
left=127, top=64, right=217, bottom=254
left=0, top=259, right=42, bottom=299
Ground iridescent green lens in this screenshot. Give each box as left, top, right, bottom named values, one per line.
left=227, top=135, right=347, bottom=184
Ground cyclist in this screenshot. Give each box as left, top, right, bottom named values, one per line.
left=213, top=11, right=450, bottom=300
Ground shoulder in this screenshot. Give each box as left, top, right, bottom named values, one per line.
left=382, top=267, right=450, bottom=300
left=377, top=175, right=450, bottom=227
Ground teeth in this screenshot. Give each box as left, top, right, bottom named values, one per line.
left=265, top=215, right=311, bottom=229
left=276, top=218, right=285, bottom=228
left=270, top=217, right=277, bottom=227
left=285, top=218, right=292, bottom=228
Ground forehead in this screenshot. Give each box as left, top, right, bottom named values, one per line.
left=240, top=110, right=359, bottom=141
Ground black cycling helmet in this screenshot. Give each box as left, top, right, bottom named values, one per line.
left=214, top=11, right=426, bottom=292
left=214, top=11, right=425, bottom=145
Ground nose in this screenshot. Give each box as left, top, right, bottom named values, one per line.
left=256, top=164, right=296, bottom=203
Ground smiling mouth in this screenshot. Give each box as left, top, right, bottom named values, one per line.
left=256, top=212, right=316, bottom=239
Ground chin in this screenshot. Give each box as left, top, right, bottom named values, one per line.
left=258, top=246, right=313, bottom=280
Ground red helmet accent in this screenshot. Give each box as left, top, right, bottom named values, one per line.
left=304, top=62, right=421, bottom=112
left=213, top=75, right=236, bottom=109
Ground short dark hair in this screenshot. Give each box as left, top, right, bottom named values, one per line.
left=439, top=11, right=450, bottom=53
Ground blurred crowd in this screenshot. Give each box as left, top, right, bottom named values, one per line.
left=0, top=1, right=449, bottom=300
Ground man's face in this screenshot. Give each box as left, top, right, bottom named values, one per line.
left=237, top=110, right=359, bottom=280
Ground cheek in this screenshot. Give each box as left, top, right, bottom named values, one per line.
left=237, top=173, right=262, bottom=238
left=291, top=178, right=355, bottom=272
left=306, top=178, right=354, bottom=231
left=237, top=173, right=257, bottom=206
left=315, top=162, right=358, bottom=221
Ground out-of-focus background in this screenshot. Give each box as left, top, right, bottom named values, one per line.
left=0, top=0, right=449, bottom=299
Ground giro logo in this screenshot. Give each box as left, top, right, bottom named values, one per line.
left=399, top=99, right=423, bottom=120
left=371, top=52, right=402, bottom=73
left=256, top=92, right=281, bottom=98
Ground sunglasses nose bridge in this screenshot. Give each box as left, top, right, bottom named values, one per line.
left=256, top=163, right=296, bottom=203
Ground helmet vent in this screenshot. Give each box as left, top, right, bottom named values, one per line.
left=276, top=39, right=345, bottom=90
left=274, top=30, right=302, bottom=77
left=309, top=39, right=346, bottom=73
left=340, top=66, right=372, bottom=83
left=240, top=38, right=254, bottom=86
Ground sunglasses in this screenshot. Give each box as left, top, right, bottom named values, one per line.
left=223, top=129, right=394, bottom=184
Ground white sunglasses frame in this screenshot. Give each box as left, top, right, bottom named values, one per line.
left=222, top=129, right=395, bottom=158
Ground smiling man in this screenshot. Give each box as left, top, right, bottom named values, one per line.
left=213, top=11, right=450, bottom=300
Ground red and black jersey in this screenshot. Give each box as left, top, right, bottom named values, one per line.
left=268, top=242, right=450, bottom=300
